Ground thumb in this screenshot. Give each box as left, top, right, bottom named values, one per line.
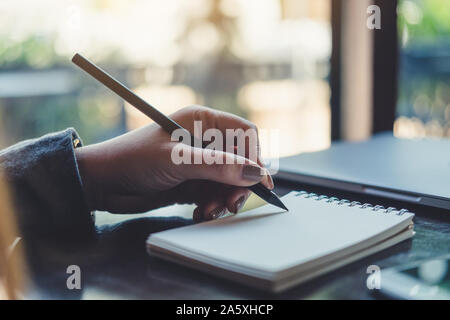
left=173, top=145, right=273, bottom=188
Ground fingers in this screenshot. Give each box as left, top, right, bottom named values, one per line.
left=174, top=145, right=273, bottom=189
left=173, top=105, right=256, bottom=137
left=171, top=105, right=274, bottom=189
left=225, top=187, right=251, bottom=214
left=193, top=186, right=251, bottom=222
left=194, top=197, right=227, bottom=222
left=172, top=105, right=263, bottom=165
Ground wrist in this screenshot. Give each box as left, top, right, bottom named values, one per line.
left=75, top=146, right=103, bottom=211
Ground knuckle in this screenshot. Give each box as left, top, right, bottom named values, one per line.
left=190, top=105, right=209, bottom=119
left=249, top=122, right=259, bottom=135
left=248, top=121, right=257, bottom=131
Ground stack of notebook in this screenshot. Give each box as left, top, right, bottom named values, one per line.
left=147, top=191, right=415, bottom=292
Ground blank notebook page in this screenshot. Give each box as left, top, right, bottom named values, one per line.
left=149, top=192, right=414, bottom=274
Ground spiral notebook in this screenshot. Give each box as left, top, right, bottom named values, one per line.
left=146, top=191, right=415, bottom=292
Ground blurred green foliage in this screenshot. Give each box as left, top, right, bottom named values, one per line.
left=397, top=0, right=450, bottom=134
left=0, top=33, right=127, bottom=146
left=0, top=35, right=65, bottom=70
left=398, top=0, right=450, bottom=39
left=0, top=91, right=124, bottom=147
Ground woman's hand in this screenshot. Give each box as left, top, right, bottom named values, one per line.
left=75, top=105, right=273, bottom=222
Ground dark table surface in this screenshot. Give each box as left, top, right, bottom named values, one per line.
left=24, top=179, right=450, bottom=299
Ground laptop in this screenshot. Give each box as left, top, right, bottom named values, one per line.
left=277, top=132, right=450, bottom=210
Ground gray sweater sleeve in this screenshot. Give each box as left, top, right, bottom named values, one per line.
left=0, top=128, right=95, bottom=240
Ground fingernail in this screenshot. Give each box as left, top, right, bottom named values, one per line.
left=193, top=207, right=202, bottom=223
left=210, top=206, right=227, bottom=219
left=267, top=173, right=275, bottom=189
left=234, top=196, right=246, bottom=213
left=242, top=164, right=263, bottom=182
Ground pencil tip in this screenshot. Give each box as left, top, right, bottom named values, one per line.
left=271, top=195, right=288, bottom=211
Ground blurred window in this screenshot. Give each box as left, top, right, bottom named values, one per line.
left=395, top=0, right=450, bottom=138
left=0, top=0, right=331, bottom=157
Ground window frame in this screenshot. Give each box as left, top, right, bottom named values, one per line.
left=330, top=0, right=399, bottom=140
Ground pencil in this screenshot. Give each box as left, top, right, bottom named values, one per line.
left=71, top=53, right=288, bottom=211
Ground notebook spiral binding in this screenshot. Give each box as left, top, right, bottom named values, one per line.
left=294, top=190, right=410, bottom=216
